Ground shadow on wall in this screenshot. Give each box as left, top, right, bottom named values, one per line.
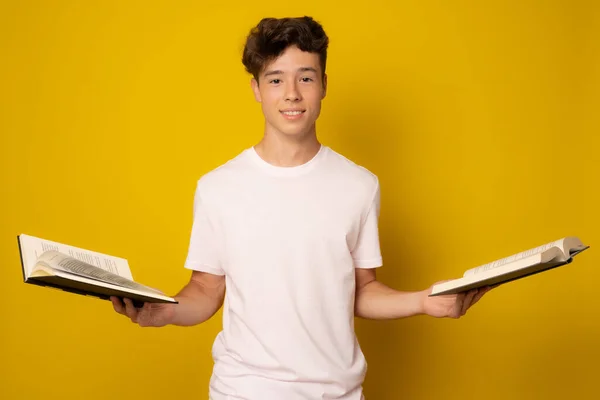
left=330, top=83, right=434, bottom=399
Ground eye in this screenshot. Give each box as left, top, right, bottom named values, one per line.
left=301, top=77, right=313, bottom=82
left=269, top=79, right=281, bottom=84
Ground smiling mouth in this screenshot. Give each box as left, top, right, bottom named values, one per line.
left=280, top=110, right=305, bottom=116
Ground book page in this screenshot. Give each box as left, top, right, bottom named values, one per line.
left=34, top=268, right=176, bottom=303
left=463, top=238, right=567, bottom=277
left=36, top=250, right=163, bottom=295
left=19, top=234, right=133, bottom=280
left=430, top=250, right=568, bottom=296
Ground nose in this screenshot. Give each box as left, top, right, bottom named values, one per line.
left=284, top=81, right=301, bottom=102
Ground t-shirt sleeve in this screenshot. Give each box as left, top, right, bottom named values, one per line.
left=183, top=182, right=225, bottom=276
left=351, top=178, right=383, bottom=269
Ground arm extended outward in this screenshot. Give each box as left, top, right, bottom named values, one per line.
left=111, top=270, right=225, bottom=327
left=354, top=268, right=491, bottom=320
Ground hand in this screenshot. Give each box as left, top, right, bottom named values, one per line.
left=421, top=283, right=493, bottom=319
left=111, top=297, right=176, bottom=327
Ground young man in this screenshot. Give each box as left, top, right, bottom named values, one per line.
left=111, top=16, right=491, bottom=400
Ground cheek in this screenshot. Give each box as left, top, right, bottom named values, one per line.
left=260, top=91, right=280, bottom=109
left=305, top=91, right=323, bottom=111
left=258, top=93, right=275, bottom=112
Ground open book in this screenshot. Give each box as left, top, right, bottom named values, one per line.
left=430, top=236, right=589, bottom=296
left=18, top=233, right=177, bottom=306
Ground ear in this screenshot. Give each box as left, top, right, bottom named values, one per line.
left=251, top=78, right=262, bottom=103
left=321, top=73, right=327, bottom=99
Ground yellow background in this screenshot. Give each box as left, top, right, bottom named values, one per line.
left=1, top=1, right=598, bottom=399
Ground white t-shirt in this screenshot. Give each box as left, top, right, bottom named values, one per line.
left=184, top=144, right=383, bottom=400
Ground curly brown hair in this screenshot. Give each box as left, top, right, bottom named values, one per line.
left=242, top=16, right=329, bottom=83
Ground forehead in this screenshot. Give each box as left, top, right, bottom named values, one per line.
left=262, top=46, right=321, bottom=74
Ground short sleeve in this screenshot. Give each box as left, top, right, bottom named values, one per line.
left=183, top=182, right=225, bottom=276
left=351, top=179, right=383, bottom=269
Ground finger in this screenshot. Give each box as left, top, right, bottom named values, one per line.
left=471, top=286, right=491, bottom=307
left=452, top=292, right=466, bottom=318
left=123, top=298, right=139, bottom=322
left=461, top=289, right=478, bottom=316
left=111, top=296, right=125, bottom=315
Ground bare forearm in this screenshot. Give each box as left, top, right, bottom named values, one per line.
left=170, top=279, right=224, bottom=326
left=355, top=280, right=425, bottom=320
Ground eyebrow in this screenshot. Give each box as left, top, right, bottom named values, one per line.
left=263, top=67, right=318, bottom=77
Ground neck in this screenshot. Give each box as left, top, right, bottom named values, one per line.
left=254, top=126, right=321, bottom=167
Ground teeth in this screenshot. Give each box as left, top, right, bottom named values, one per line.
left=282, top=111, right=303, bottom=116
